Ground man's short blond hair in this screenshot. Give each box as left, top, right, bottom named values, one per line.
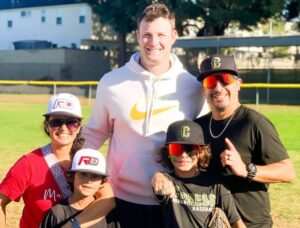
left=137, top=3, right=176, bottom=29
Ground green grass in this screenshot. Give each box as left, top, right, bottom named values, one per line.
left=0, top=95, right=299, bottom=228
left=258, top=105, right=300, bottom=151
left=0, top=99, right=94, bottom=171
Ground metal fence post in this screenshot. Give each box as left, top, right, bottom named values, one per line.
left=256, top=87, right=259, bottom=111
left=88, top=84, right=92, bottom=104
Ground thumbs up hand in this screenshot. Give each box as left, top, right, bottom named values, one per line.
left=220, top=138, right=248, bottom=178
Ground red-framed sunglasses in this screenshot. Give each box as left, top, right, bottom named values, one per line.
left=202, top=73, right=238, bottom=89
left=168, top=144, right=200, bottom=157
left=48, top=118, right=81, bottom=132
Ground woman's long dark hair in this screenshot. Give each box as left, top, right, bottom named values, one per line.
left=70, top=128, right=85, bottom=157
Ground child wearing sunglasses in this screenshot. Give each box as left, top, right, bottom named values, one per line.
left=151, top=120, right=245, bottom=228
left=41, top=148, right=112, bottom=227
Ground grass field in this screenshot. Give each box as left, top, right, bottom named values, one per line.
left=0, top=94, right=299, bottom=227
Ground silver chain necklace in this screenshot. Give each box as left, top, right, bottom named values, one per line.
left=209, top=112, right=235, bottom=139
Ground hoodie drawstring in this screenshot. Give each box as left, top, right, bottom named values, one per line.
left=145, top=76, right=161, bottom=134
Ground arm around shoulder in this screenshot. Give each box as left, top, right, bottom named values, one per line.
left=0, top=192, right=11, bottom=228
left=68, top=179, right=115, bottom=228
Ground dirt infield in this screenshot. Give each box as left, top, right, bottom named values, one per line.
left=0, top=94, right=94, bottom=105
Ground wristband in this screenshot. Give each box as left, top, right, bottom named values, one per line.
left=247, top=163, right=257, bottom=182
left=70, top=218, right=81, bottom=228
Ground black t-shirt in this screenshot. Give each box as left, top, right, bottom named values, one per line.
left=40, top=198, right=82, bottom=228
left=155, top=172, right=240, bottom=228
left=40, top=198, right=115, bottom=228
left=195, top=105, right=289, bottom=227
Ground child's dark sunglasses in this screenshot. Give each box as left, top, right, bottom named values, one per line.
left=168, top=144, right=200, bottom=157
left=78, top=172, right=104, bottom=181
left=203, top=73, right=238, bottom=89
left=48, top=118, right=81, bottom=131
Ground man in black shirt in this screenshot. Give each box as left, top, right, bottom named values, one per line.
left=153, top=54, right=295, bottom=228
left=194, top=54, right=296, bottom=227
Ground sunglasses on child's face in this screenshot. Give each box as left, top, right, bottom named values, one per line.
left=78, top=172, right=103, bottom=181
left=202, top=73, right=238, bottom=89
left=168, top=144, right=200, bottom=157
left=48, top=118, right=81, bottom=131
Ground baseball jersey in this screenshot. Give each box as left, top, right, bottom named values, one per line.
left=156, top=172, right=240, bottom=228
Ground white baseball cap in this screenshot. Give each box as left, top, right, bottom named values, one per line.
left=44, top=93, right=82, bottom=119
left=70, top=149, right=107, bottom=176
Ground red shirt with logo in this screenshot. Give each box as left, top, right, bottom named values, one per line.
left=0, top=147, right=67, bottom=228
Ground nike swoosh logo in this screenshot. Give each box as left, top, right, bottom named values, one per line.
left=130, top=103, right=177, bottom=120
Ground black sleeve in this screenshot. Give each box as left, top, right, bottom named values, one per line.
left=217, top=184, right=241, bottom=225
left=256, top=116, right=289, bottom=164
left=40, top=209, right=59, bottom=228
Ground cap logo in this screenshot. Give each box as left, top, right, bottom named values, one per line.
left=78, top=156, right=99, bottom=166
left=53, top=99, right=74, bottom=110
left=181, top=126, right=190, bottom=138
left=211, top=56, right=221, bottom=69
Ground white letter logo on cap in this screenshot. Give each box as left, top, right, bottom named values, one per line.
left=53, top=99, right=74, bottom=110
left=78, top=156, right=99, bottom=166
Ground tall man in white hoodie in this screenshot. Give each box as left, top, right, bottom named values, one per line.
left=83, top=3, right=208, bottom=228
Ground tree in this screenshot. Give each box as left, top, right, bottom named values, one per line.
left=88, top=0, right=152, bottom=66
left=282, top=0, right=300, bottom=30
left=88, top=0, right=200, bottom=66
left=161, top=0, right=202, bottom=36
left=89, top=0, right=288, bottom=66
left=192, top=0, right=286, bottom=36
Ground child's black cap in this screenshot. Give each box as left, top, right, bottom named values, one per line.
left=166, top=120, right=205, bottom=145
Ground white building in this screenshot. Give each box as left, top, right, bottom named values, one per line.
left=0, top=2, right=93, bottom=50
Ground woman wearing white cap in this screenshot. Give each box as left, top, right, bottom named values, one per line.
left=0, top=93, right=115, bottom=228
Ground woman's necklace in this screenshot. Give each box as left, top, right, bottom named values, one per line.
left=209, top=112, right=236, bottom=139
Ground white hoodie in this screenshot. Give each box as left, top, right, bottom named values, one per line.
left=83, top=52, right=209, bottom=205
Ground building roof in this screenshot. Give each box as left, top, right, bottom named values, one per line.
left=0, top=0, right=87, bottom=10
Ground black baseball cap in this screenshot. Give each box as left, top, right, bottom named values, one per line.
left=166, top=120, right=205, bottom=145
left=198, top=54, right=239, bottom=81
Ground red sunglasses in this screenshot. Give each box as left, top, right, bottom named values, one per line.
left=202, top=73, right=238, bottom=89
left=168, top=144, right=200, bottom=157
left=48, top=118, right=81, bottom=132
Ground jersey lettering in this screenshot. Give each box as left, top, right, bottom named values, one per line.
left=174, top=185, right=216, bottom=210
left=43, top=188, right=62, bottom=202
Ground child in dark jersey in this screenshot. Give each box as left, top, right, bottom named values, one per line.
left=151, top=120, right=245, bottom=228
